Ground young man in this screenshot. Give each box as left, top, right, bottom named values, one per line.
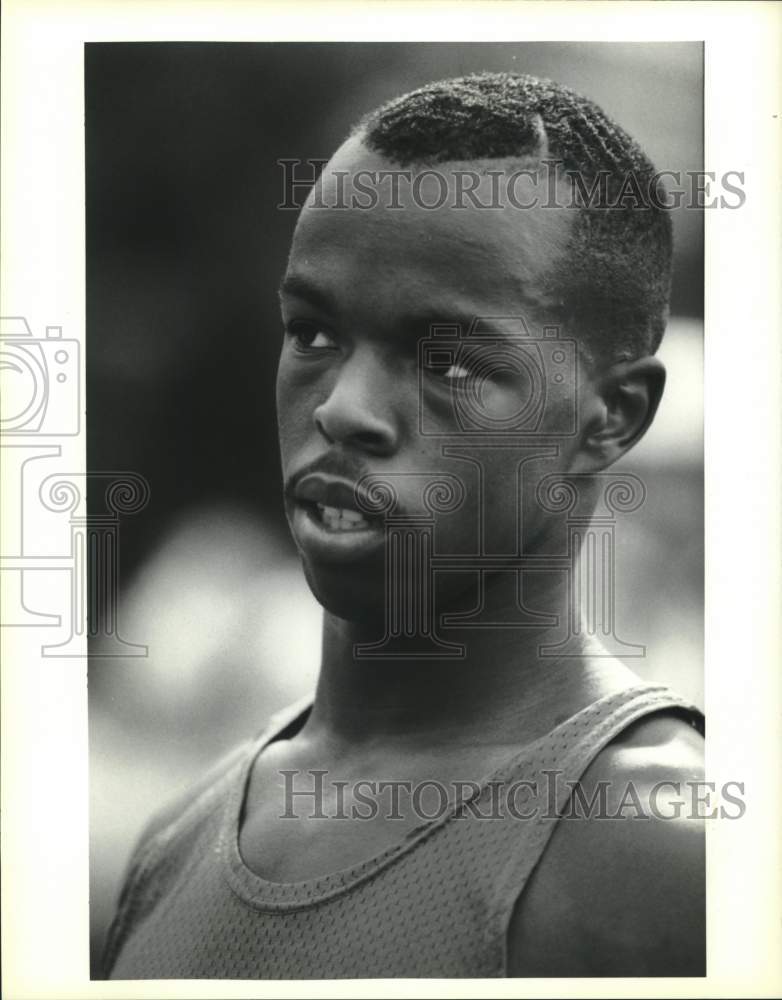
left=104, top=73, right=705, bottom=979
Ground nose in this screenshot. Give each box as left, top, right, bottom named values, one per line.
left=313, top=349, right=399, bottom=455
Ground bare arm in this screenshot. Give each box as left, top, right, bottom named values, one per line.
left=507, top=713, right=706, bottom=977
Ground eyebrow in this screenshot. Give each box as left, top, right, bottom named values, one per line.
left=278, top=273, right=339, bottom=315
left=279, top=273, right=539, bottom=342
left=398, top=311, right=531, bottom=341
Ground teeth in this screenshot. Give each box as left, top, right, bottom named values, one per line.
left=316, top=503, right=370, bottom=531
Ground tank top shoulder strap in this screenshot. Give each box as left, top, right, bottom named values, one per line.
left=482, top=682, right=703, bottom=973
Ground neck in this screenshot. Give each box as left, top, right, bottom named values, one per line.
left=305, top=569, right=637, bottom=748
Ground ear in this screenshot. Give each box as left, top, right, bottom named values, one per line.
left=572, top=356, right=666, bottom=472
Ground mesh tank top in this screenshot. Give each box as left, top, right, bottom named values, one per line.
left=104, top=682, right=702, bottom=979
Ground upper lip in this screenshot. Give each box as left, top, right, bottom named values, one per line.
left=293, top=473, right=380, bottom=517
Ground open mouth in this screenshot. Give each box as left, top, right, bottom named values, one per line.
left=292, top=499, right=385, bottom=561
left=312, top=501, right=372, bottom=532
left=296, top=498, right=381, bottom=535
left=290, top=472, right=388, bottom=555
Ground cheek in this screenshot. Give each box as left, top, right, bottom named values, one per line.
left=424, top=457, right=516, bottom=556
left=275, top=353, right=325, bottom=450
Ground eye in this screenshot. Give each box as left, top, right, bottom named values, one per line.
left=286, top=321, right=338, bottom=352
left=441, top=363, right=471, bottom=384
left=424, top=355, right=473, bottom=390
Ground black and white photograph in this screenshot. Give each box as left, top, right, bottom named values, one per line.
left=2, top=3, right=781, bottom=997
left=88, top=40, right=709, bottom=980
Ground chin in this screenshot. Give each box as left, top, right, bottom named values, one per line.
left=301, top=560, right=388, bottom=627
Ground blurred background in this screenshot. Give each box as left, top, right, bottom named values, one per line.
left=86, top=42, right=703, bottom=971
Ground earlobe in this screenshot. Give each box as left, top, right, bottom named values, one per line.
left=576, top=356, right=666, bottom=472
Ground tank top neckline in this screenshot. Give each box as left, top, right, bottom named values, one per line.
left=219, top=681, right=673, bottom=912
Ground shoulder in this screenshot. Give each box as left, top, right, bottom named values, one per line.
left=137, top=739, right=252, bottom=851
left=102, top=737, right=255, bottom=977
left=103, top=741, right=254, bottom=975
left=507, top=710, right=706, bottom=976
left=125, top=696, right=312, bottom=865
left=115, top=736, right=254, bottom=907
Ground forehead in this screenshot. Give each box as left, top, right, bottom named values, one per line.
left=284, top=137, right=574, bottom=325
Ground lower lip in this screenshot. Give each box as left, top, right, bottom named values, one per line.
left=291, top=503, right=386, bottom=562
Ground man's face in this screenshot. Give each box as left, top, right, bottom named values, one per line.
left=276, top=137, right=588, bottom=623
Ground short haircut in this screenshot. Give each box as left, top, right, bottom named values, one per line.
left=355, top=72, right=673, bottom=366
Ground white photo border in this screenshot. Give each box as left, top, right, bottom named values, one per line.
left=1, top=2, right=780, bottom=997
